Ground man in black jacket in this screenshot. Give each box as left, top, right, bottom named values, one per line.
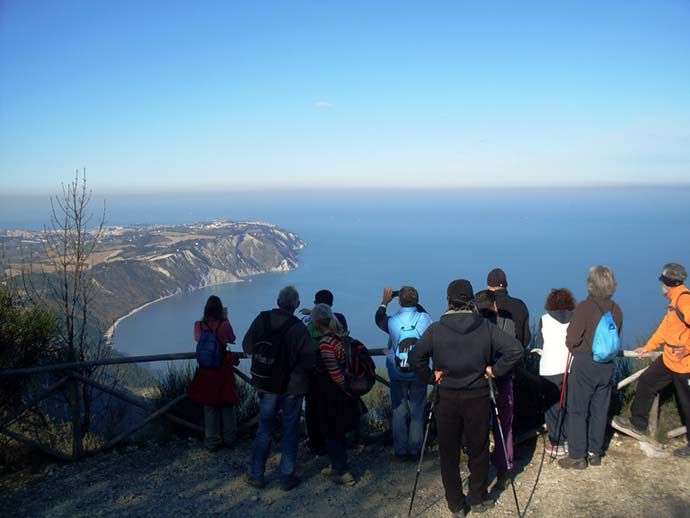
left=487, top=268, right=531, bottom=347
left=486, top=268, right=530, bottom=488
left=243, top=286, right=314, bottom=491
left=410, top=280, right=523, bottom=517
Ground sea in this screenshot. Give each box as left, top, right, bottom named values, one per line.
left=2, top=187, right=689, bottom=371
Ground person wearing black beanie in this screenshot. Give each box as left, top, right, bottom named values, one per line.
left=410, top=279, right=523, bottom=516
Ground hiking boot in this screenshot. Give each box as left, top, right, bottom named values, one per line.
left=673, top=445, right=690, bottom=458
left=588, top=453, right=602, bottom=466
left=332, top=471, right=356, bottom=486
left=469, top=502, right=493, bottom=514
left=322, top=466, right=356, bottom=486
left=246, top=475, right=266, bottom=489
left=280, top=474, right=301, bottom=491
left=481, top=498, right=496, bottom=509
left=494, top=472, right=511, bottom=491
left=321, top=466, right=338, bottom=477
left=392, top=454, right=408, bottom=464
left=547, top=442, right=568, bottom=457
left=205, top=440, right=223, bottom=452
left=558, top=456, right=587, bottom=470
left=612, top=416, right=646, bottom=436
left=451, top=505, right=470, bottom=517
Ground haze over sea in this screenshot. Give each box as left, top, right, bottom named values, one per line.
left=2, top=187, right=689, bottom=365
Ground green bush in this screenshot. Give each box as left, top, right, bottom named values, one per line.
left=0, top=286, right=57, bottom=412
left=0, top=285, right=59, bottom=473
left=362, top=376, right=392, bottom=431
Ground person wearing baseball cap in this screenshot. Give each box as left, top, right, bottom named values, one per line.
left=410, top=279, right=523, bottom=516
left=613, top=263, right=690, bottom=458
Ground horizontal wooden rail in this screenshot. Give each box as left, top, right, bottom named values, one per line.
left=69, top=372, right=204, bottom=434
left=667, top=425, right=687, bottom=439
left=0, top=348, right=389, bottom=378
left=97, top=394, right=187, bottom=453
left=3, top=343, right=674, bottom=463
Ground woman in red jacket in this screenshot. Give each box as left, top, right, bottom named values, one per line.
left=188, top=295, right=240, bottom=451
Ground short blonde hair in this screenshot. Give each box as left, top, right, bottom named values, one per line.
left=587, top=266, right=617, bottom=299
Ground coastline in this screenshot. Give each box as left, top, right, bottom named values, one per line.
left=104, top=293, right=178, bottom=345
left=103, top=266, right=294, bottom=346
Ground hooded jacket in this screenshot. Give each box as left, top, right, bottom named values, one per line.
left=409, top=311, right=523, bottom=397
left=642, top=284, right=690, bottom=374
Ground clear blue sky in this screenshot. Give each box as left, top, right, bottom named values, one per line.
left=1, top=0, right=689, bottom=192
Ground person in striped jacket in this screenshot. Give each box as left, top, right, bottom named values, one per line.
left=311, top=303, right=364, bottom=486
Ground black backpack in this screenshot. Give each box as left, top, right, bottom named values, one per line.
left=250, top=311, right=300, bottom=394
left=343, top=336, right=376, bottom=397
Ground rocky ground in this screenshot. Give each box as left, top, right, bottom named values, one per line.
left=2, top=432, right=689, bottom=518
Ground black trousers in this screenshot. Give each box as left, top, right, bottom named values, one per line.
left=566, top=353, right=613, bottom=459
left=542, top=374, right=567, bottom=444
left=305, top=372, right=325, bottom=450
left=631, top=356, right=690, bottom=444
left=436, top=388, right=490, bottom=511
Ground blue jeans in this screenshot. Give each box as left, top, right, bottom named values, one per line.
left=250, top=393, right=304, bottom=481
left=390, top=379, right=427, bottom=456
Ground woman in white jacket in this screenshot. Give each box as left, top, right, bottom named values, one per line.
left=536, top=288, right=576, bottom=456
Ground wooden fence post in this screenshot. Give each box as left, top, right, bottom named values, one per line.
left=648, top=394, right=660, bottom=440
left=69, top=377, right=83, bottom=459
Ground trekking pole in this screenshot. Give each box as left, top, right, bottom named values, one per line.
left=551, top=353, right=572, bottom=462
left=407, top=384, right=439, bottom=518
left=488, top=376, right=522, bottom=517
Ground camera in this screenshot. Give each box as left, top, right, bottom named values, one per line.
left=391, top=290, right=400, bottom=298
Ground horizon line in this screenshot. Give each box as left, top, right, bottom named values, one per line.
left=2, top=181, right=690, bottom=197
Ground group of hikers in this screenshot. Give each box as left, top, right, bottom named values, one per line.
left=186, top=263, right=690, bottom=517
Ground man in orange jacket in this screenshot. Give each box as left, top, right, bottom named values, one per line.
left=613, top=263, right=690, bottom=458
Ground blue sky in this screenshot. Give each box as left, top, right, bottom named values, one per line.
left=1, top=0, right=689, bottom=192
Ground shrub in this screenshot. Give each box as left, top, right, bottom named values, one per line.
left=154, top=363, right=259, bottom=437
left=362, top=377, right=392, bottom=431
left=0, top=286, right=57, bottom=417
left=0, top=285, right=60, bottom=473
left=154, top=362, right=202, bottom=436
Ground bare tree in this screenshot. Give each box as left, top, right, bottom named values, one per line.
left=42, top=170, right=106, bottom=364
left=19, top=170, right=109, bottom=451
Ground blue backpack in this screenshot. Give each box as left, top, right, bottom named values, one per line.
left=393, top=312, right=423, bottom=373
left=592, top=304, right=620, bottom=363
left=196, top=321, right=223, bottom=369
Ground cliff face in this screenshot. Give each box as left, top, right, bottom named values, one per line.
left=86, top=221, right=304, bottom=328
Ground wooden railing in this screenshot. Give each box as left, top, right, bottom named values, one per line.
left=614, top=350, right=686, bottom=441
left=2, top=348, right=684, bottom=462
left=0, top=349, right=390, bottom=462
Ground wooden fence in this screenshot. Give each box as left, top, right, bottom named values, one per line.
left=1, top=348, right=685, bottom=462
left=0, top=349, right=389, bottom=462
left=614, top=351, right=686, bottom=441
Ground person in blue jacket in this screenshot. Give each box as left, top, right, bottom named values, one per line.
left=375, top=286, right=432, bottom=460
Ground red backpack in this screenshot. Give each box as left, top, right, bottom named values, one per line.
left=343, top=336, right=376, bottom=397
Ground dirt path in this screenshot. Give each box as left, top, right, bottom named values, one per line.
left=2, top=433, right=689, bottom=517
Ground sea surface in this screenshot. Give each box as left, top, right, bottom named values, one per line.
left=3, top=187, right=690, bottom=369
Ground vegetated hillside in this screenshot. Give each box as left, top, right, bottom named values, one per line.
left=90, top=221, right=305, bottom=328
left=1, top=221, right=305, bottom=331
